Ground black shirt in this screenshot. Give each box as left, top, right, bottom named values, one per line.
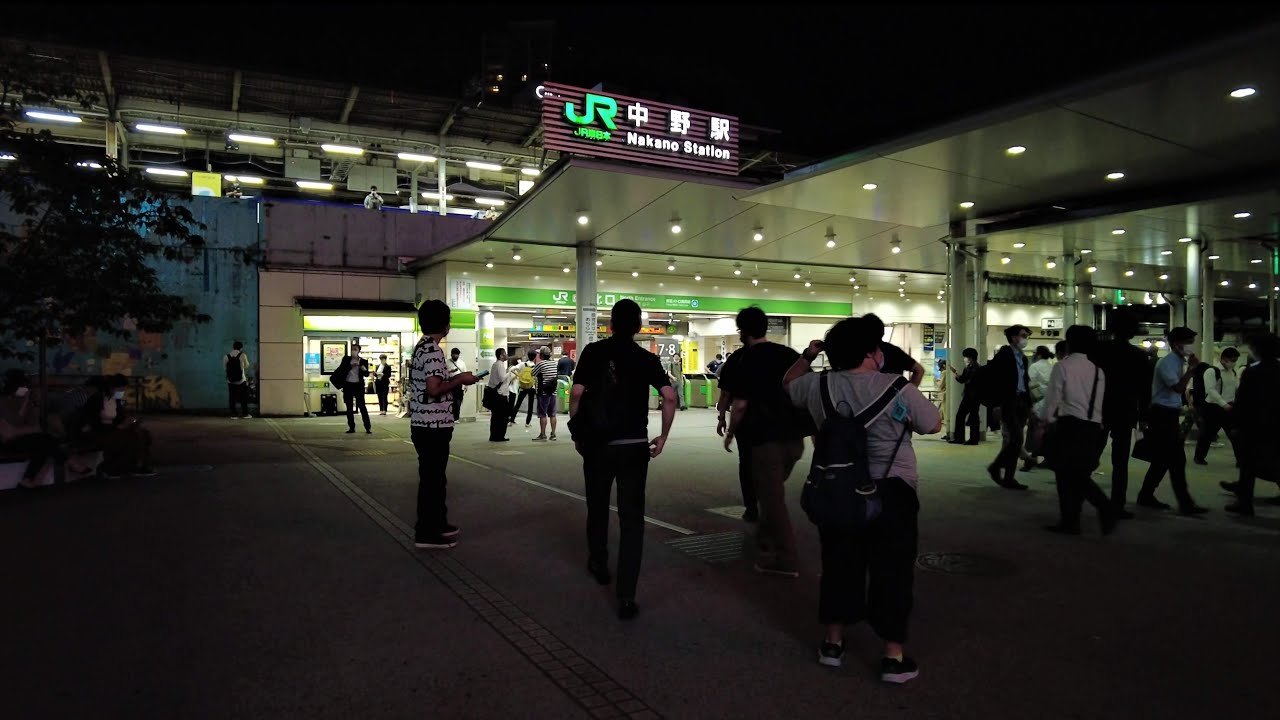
left=880, top=342, right=917, bottom=377
left=956, top=364, right=978, bottom=399
left=731, top=341, right=815, bottom=445
left=557, top=356, right=575, bottom=376
left=573, top=336, right=671, bottom=443
left=707, top=360, right=723, bottom=374
left=1089, top=339, right=1152, bottom=427
left=716, top=349, right=744, bottom=397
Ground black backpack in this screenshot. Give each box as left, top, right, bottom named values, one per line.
left=225, top=353, right=244, bottom=383
left=800, top=373, right=910, bottom=531
left=567, top=352, right=616, bottom=445
left=1190, top=364, right=1219, bottom=408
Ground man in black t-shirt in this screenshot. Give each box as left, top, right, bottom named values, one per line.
left=864, top=314, right=925, bottom=385
left=723, top=307, right=814, bottom=578
left=569, top=299, right=676, bottom=621
left=716, top=347, right=758, bottom=522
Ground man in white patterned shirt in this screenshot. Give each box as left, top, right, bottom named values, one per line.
left=411, top=300, right=478, bottom=549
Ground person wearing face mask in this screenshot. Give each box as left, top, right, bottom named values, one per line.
left=0, top=369, right=62, bottom=488
left=1223, top=332, right=1280, bottom=515
left=864, top=314, right=925, bottom=386
left=985, top=325, right=1033, bottom=490
left=330, top=344, right=372, bottom=434
left=1191, top=347, right=1240, bottom=466
left=1136, top=327, right=1208, bottom=515
left=75, top=374, right=155, bottom=479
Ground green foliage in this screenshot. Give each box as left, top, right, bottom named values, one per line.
left=0, top=45, right=208, bottom=361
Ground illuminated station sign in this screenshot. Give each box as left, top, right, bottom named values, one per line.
left=541, top=82, right=740, bottom=176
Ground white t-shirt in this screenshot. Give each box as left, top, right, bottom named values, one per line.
left=487, top=359, right=508, bottom=390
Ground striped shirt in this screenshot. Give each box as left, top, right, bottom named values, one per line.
left=533, top=360, right=558, bottom=395
left=409, top=337, right=453, bottom=428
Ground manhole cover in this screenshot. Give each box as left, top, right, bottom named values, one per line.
left=916, top=552, right=1017, bottom=577
left=155, top=464, right=214, bottom=473
left=665, top=531, right=745, bottom=564
left=705, top=506, right=747, bottom=520
left=345, top=449, right=388, bottom=457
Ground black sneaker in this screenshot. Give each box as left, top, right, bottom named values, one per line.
left=1136, top=495, right=1171, bottom=510
left=742, top=509, right=759, bottom=523
left=1219, top=481, right=1240, bottom=494
left=880, top=657, right=920, bottom=684
left=1193, top=458, right=1207, bottom=466
left=441, top=525, right=460, bottom=538
left=818, top=642, right=844, bottom=668
left=414, top=535, right=457, bottom=550
left=133, top=466, right=158, bottom=477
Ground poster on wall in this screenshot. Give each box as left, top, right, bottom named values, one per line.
left=923, top=324, right=936, bottom=353
left=321, top=342, right=347, bottom=373
left=304, top=353, right=321, bottom=373
left=450, top=278, right=476, bottom=310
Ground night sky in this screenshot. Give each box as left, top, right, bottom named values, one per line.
left=5, top=3, right=1273, bottom=157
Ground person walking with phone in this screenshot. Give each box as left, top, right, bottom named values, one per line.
left=1137, top=327, right=1209, bottom=515
left=375, top=354, right=393, bottom=415
left=330, top=344, right=371, bottom=434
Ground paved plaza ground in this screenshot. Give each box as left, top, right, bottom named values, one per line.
left=4, top=409, right=1277, bottom=719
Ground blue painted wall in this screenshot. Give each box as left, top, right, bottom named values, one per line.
left=1, top=197, right=261, bottom=410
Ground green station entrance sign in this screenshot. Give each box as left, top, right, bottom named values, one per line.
left=476, top=286, right=850, bottom=318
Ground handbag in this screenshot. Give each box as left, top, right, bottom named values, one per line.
left=1132, top=432, right=1155, bottom=463
left=482, top=385, right=503, bottom=411
left=1044, top=365, right=1103, bottom=467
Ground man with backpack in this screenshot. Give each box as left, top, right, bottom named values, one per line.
left=225, top=341, right=251, bottom=418
left=510, top=350, right=538, bottom=427
left=1192, top=347, right=1240, bottom=466
left=983, top=325, right=1033, bottom=490
left=722, top=307, right=815, bottom=578
left=569, top=299, right=676, bottom=621
left=532, top=346, right=560, bottom=441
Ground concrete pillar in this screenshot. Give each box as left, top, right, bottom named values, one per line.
left=1062, top=237, right=1078, bottom=327
left=105, top=120, right=119, bottom=162
left=437, top=157, right=448, bottom=216
left=972, top=248, right=987, bottom=364
left=409, top=171, right=419, bottom=214
left=575, top=242, right=599, bottom=352
left=1202, top=252, right=1215, bottom=361
left=945, top=242, right=970, bottom=440
left=1186, top=240, right=1202, bottom=336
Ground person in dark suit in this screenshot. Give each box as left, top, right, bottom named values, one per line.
left=1224, top=332, right=1280, bottom=516
left=1089, top=313, right=1152, bottom=519
left=331, top=344, right=372, bottom=434
left=949, top=347, right=982, bottom=444
left=375, top=354, right=393, bottom=415
left=986, top=325, right=1032, bottom=490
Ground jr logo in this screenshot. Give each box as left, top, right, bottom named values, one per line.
left=551, top=291, right=571, bottom=304
left=565, top=93, right=618, bottom=130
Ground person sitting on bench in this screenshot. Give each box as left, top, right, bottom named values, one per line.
left=0, top=369, right=61, bottom=488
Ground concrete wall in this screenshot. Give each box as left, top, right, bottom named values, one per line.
left=1, top=196, right=260, bottom=411
left=258, top=268, right=417, bottom=416
left=263, top=200, right=489, bottom=271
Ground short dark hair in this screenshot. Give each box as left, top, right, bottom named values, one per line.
left=962, top=347, right=978, bottom=360
left=1034, top=345, right=1053, bottom=360
left=450, top=347, right=461, bottom=356
left=824, top=316, right=879, bottom=370
left=1064, top=325, right=1096, bottom=354
left=1168, top=326, right=1197, bottom=345
left=1110, top=312, right=1139, bottom=339
left=716, top=354, right=723, bottom=360
left=611, top=299, right=642, bottom=336
left=1221, top=347, right=1240, bottom=361
left=527, top=350, right=537, bottom=361
left=370, top=185, right=377, bottom=190
left=233, top=340, right=243, bottom=350
left=1004, top=325, right=1030, bottom=342
left=379, top=354, right=387, bottom=360
left=862, top=313, right=886, bottom=338
left=539, top=347, right=551, bottom=360
left=1246, top=332, right=1280, bottom=362
left=418, top=299, right=451, bottom=334
left=736, top=306, right=768, bottom=340
left=496, top=348, right=506, bottom=360
left=1054, top=340, right=1068, bottom=357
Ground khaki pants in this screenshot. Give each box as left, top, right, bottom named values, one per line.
left=752, top=439, right=804, bottom=570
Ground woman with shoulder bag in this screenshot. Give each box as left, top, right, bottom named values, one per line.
left=1042, top=326, right=1118, bottom=536
left=783, top=316, right=941, bottom=685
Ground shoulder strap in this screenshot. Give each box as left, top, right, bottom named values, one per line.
left=818, top=371, right=836, bottom=421
left=854, top=375, right=909, bottom=427
left=1087, top=366, right=1100, bottom=419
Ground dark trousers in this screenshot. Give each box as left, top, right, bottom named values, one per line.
left=375, top=381, right=390, bottom=413
left=737, top=438, right=757, bottom=516
left=752, top=439, right=804, bottom=569
left=450, top=387, right=464, bottom=421
left=1140, top=406, right=1196, bottom=508
left=1051, top=419, right=1111, bottom=529
left=488, top=394, right=508, bottom=441
left=817, top=478, right=919, bottom=643
left=412, top=426, right=453, bottom=538
left=1103, top=423, right=1134, bottom=509
left=511, top=388, right=536, bottom=424
left=993, top=394, right=1030, bottom=479
left=342, top=382, right=370, bottom=431
left=584, top=443, right=650, bottom=601
left=92, top=424, right=152, bottom=473
left=228, top=383, right=249, bottom=416
left=1194, top=404, right=1234, bottom=463
left=2, top=432, right=60, bottom=480
left=954, top=395, right=981, bottom=443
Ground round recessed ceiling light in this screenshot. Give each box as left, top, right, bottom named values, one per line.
left=1080, top=248, right=1093, bottom=255
left=631, top=270, right=640, bottom=277
left=1159, top=274, right=1169, bottom=280
left=1220, top=279, right=1230, bottom=286
left=1006, top=145, right=1027, bottom=155
left=670, top=222, right=682, bottom=234
left=1179, top=236, right=1193, bottom=243
left=1013, top=242, right=1026, bottom=249
left=733, top=266, right=742, bottom=276
left=1106, top=172, right=1126, bottom=180
left=862, top=183, right=878, bottom=190
left=1112, top=228, right=1126, bottom=235
left=1249, top=282, right=1258, bottom=289
left=1208, top=254, right=1221, bottom=260
left=595, top=259, right=603, bottom=266
left=804, top=281, right=812, bottom=288
left=753, top=229, right=764, bottom=242
left=1001, top=254, right=1012, bottom=264
left=959, top=201, right=975, bottom=209
left=1124, top=269, right=1135, bottom=277
left=562, top=266, right=571, bottom=273
left=1161, top=250, right=1173, bottom=256
left=1230, top=87, right=1257, bottom=99
left=577, top=213, right=589, bottom=225
left=1234, top=212, right=1251, bottom=219
left=694, top=274, right=702, bottom=281
left=1046, top=257, right=1058, bottom=269
left=1087, top=265, right=1098, bottom=273
left=1252, top=258, right=1264, bottom=264
left=485, top=261, right=494, bottom=269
